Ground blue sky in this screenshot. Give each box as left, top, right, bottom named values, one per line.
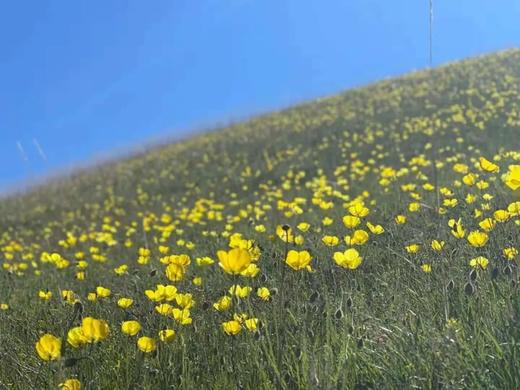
left=1, top=0, right=519, bottom=192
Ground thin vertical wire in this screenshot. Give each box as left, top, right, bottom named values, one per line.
left=429, top=0, right=433, bottom=68
left=428, top=1, right=448, bottom=324
left=428, top=0, right=441, bottom=217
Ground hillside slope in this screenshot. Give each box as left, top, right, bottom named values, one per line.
left=1, top=49, right=519, bottom=389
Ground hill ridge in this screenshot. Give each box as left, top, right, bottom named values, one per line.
left=2, top=47, right=518, bottom=200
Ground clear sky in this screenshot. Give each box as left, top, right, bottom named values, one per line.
left=1, top=0, right=519, bottom=192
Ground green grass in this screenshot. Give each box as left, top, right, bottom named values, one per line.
left=1, top=48, right=519, bottom=389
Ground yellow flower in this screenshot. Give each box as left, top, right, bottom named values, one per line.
left=448, top=218, right=465, bottom=239
left=446, top=318, right=460, bottom=329
left=508, top=201, right=520, bottom=216
left=431, top=240, right=445, bottom=252
left=366, top=222, right=384, bottom=234
left=419, top=181, right=431, bottom=191
left=159, top=329, right=176, bottom=343
left=229, top=285, right=252, bottom=298
left=114, top=264, right=128, bottom=275
left=61, top=290, right=77, bottom=304
left=171, top=308, right=192, bottom=325
left=322, top=235, right=339, bottom=246
left=121, top=320, right=141, bottom=336
left=465, top=194, right=477, bottom=204
left=276, top=225, right=295, bottom=243
left=395, top=215, right=407, bottom=224
left=158, top=285, right=178, bottom=301
left=81, top=317, right=109, bottom=343
left=174, top=293, right=194, bottom=309
left=478, top=218, right=495, bottom=232
left=240, top=263, right=260, bottom=278
left=453, top=163, right=469, bottom=174
left=196, top=256, right=215, bottom=266
left=155, top=303, right=173, bottom=316
left=165, top=263, right=186, bottom=282
left=469, top=256, right=489, bottom=269
left=408, top=202, right=421, bottom=212
left=257, top=287, right=270, bottom=301
left=38, top=290, right=52, bottom=301
left=158, top=245, right=170, bottom=254
left=405, top=244, right=420, bottom=254
left=345, top=230, right=369, bottom=246
left=504, top=165, right=520, bottom=191
left=479, top=157, right=499, bottom=173
left=217, top=248, right=252, bottom=275
left=343, top=215, right=361, bottom=228
left=322, top=217, right=333, bottom=226
left=244, top=318, right=259, bottom=332
left=67, top=327, right=88, bottom=348
left=443, top=198, right=458, bottom=208
left=35, top=334, right=61, bottom=361
left=233, top=313, right=248, bottom=323
left=493, top=209, right=510, bottom=222
left=254, top=224, right=266, bottom=233
left=138, top=247, right=151, bottom=257
left=503, top=247, right=518, bottom=260
left=59, top=378, right=81, bottom=390
left=333, top=248, right=363, bottom=269
left=76, top=261, right=88, bottom=269
left=463, top=173, right=477, bottom=186
left=95, top=286, right=111, bottom=298
left=297, top=222, right=310, bottom=232
left=222, top=320, right=242, bottom=335
left=467, top=231, right=488, bottom=248
left=213, top=296, right=232, bottom=311
left=0, top=303, right=8, bottom=311
left=476, top=181, right=489, bottom=192
left=294, top=235, right=305, bottom=245
left=421, top=263, right=432, bottom=273
left=162, top=254, right=191, bottom=266
left=285, top=250, right=312, bottom=271
left=348, top=202, right=369, bottom=217
left=137, top=336, right=157, bottom=353
left=145, top=290, right=160, bottom=302
left=117, top=298, right=134, bottom=309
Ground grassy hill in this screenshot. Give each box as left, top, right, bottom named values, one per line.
left=1, top=48, right=519, bottom=389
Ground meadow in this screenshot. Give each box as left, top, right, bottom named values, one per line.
left=0, top=48, right=519, bottom=389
